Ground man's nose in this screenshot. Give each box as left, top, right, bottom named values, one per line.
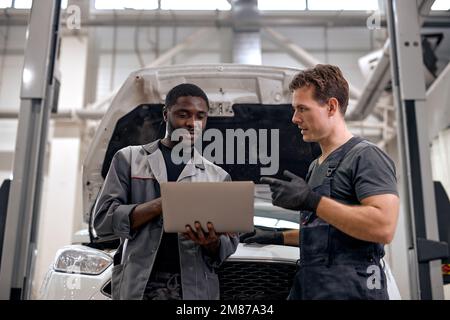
left=292, top=111, right=302, bottom=125
left=186, top=116, right=196, bottom=128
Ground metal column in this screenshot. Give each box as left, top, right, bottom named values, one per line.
left=386, top=0, right=447, bottom=299
left=231, top=0, right=261, bottom=65
left=0, top=0, right=61, bottom=300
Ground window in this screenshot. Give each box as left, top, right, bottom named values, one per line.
left=258, top=0, right=306, bottom=11
left=161, top=0, right=231, bottom=10
left=94, top=0, right=232, bottom=11
left=307, top=0, right=379, bottom=11
left=12, top=0, right=32, bottom=9
left=0, top=0, right=67, bottom=9
left=431, top=0, right=450, bottom=10
left=0, top=0, right=11, bottom=8
left=94, top=0, right=158, bottom=10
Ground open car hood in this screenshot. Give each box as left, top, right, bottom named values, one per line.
left=82, top=64, right=320, bottom=225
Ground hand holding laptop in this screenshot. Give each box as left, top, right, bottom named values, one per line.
left=183, top=221, right=221, bottom=254
left=183, top=221, right=237, bottom=241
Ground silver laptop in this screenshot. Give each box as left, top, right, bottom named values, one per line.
left=161, top=181, right=254, bottom=233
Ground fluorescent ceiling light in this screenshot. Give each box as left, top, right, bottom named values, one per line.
left=431, top=0, right=450, bottom=10
left=258, top=0, right=306, bottom=10
left=0, top=0, right=11, bottom=9
left=6, top=0, right=67, bottom=9
left=308, top=0, right=379, bottom=11
left=13, top=0, right=32, bottom=9
left=161, top=0, right=231, bottom=10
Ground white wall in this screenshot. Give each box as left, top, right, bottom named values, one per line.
left=0, top=25, right=26, bottom=111
left=0, top=119, right=17, bottom=182
left=0, top=23, right=26, bottom=180
left=431, top=128, right=450, bottom=195
left=31, top=122, right=82, bottom=299
left=431, top=129, right=450, bottom=300
left=58, top=36, right=89, bottom=112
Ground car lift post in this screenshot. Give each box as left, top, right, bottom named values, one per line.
left=0, top=0, right=61, bottom=299
left=386, top=0, right=448, bottom=299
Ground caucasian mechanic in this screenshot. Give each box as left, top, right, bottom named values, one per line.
left=242, top=64, right=399, bottom=300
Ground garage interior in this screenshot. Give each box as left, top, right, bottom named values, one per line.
left=0, top=0, right=449, bottom=300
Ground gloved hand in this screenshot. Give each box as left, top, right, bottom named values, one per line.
left=260, top=170, right=322, bottom=211
left=239, top=229, right=284, bottom=245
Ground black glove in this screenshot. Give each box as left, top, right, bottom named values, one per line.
left=260, top=170, right=322, bottom=211
left=239, top=229, right=284, bottom=245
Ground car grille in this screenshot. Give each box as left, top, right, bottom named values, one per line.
left=101, top=260, right=297, bottom=300
left=101, top=281, right=112, bottom=298
left=218, top=261, right=297, bottom=300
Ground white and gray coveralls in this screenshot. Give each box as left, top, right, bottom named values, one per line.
left=93, top=139, right=240, bottom=300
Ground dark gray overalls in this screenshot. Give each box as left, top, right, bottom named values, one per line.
left=288, top=137, right=389, bottom=300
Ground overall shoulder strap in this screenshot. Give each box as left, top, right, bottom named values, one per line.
left=325, top=136, right=364, bottom=178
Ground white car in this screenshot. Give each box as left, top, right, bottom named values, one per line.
left=40, top=64, right=401, bottom=300
left=40, top=205, right=301, bottom=300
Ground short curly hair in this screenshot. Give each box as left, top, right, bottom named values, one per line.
left=165, top=83, right=210, bottom=109
left=289, top=64, right=349, bottom=116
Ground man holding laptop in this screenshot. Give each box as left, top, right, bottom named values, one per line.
left=93, top=83, right=239, bottom=300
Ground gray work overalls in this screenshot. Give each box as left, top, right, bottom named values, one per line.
left=288, top=137, right=389, bottom=300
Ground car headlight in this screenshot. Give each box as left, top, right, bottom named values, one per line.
left=54, top=246, right=112, bottom=275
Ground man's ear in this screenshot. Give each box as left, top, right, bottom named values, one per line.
left=327, top=98, right=339, bottom=117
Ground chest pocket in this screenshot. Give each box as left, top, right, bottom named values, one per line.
left=130, top=153, right=160, bottom=203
